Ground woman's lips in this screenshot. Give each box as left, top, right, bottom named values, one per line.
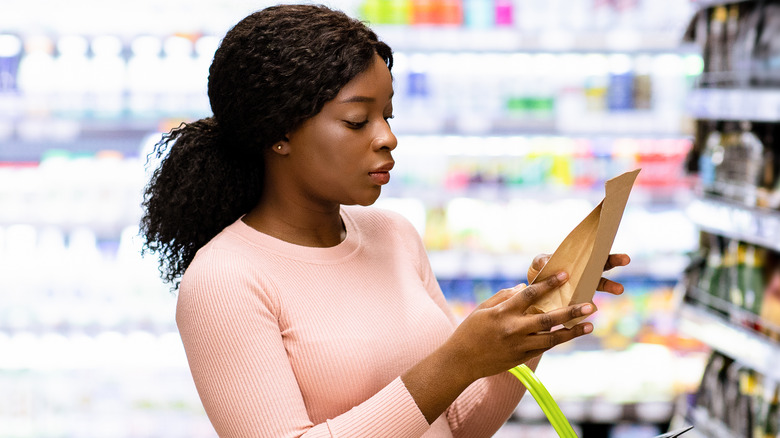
left=368, top=171, right=390, bottom=185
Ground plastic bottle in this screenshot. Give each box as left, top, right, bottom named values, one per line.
left=716, top=122, right=740, bottom=200
left=714, top=121, right=765, bottom=206
left=699, top=122, right=723, bottom=196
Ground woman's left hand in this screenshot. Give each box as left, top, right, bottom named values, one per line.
left=527, top=253, right=631, bottom=295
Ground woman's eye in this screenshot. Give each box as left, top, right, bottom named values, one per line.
left=345, top=120, right=368, bottom=129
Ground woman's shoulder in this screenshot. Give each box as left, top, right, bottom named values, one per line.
left=182, top=220, right=261, bottom=281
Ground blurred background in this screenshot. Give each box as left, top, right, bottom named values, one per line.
left=1, top=0, right=779, bottom=437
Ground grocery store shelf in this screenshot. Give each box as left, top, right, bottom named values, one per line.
left=687, top=88, right=780, bottom=122
left=514, top=396, right=674, bottom=425
left=685, top=196, right=780, bottom=252
left=683, top=406, right=736, bottom=438
left=677, top=303, right=780, bottom=382
left=0, top=116, right=694, bottom=162
left=375, top=27, right=697, bottom=53
left=690, top=0, right=753, bottom=9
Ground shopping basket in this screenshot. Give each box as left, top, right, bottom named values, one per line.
left=509, top=364, right=694, bottom=437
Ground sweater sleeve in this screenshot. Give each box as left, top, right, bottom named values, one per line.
left=390, top=211, right=528, bottom=438
left=176, top=248, right=431, bottom=438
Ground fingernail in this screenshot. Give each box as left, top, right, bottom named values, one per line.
left=583, top=324, right=593, bottom=334
left=580, top=304, right=593, bottom=314
left=556, top=272, right=568, bottom=281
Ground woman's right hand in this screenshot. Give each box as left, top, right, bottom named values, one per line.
left=446, top=271, right=594, bottom=382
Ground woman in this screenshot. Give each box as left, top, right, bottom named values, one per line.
left=141, top=4, right=629, bottom=437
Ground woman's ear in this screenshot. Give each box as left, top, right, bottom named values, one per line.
left=273, top=136, right=291, bottom=155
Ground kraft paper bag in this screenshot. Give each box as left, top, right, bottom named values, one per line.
left=527, top=169, right=640, bottom=328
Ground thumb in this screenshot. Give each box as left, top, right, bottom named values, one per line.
left=528, top=254, right=551, bottom=283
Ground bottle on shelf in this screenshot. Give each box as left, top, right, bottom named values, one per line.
left=698, top=234, right=727, bottom=314
left=724, top=239, right=745, bottom=323
left=761, top=384, right=780, bottom=438
left=732, top=1, right=761, bottom=88
left=699, top=121, right=723, bottom=196
left=742, top=244, right=766, bottom=327
left=760, top=261, right=780, bottom=342
left=753, top=2, right=780, bottom=87
left=737, top=369, right=757, bottom=437
left=757, top=126, right=780, bottom=210
left=714, top=121, right=765, bottom=206
left=703, top=5, right=727, bottom=83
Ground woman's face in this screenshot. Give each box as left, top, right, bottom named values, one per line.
left=280, top=54, right=397, bottom=208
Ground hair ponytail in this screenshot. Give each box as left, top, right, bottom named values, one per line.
left=141, top=117, right=264, bottom=286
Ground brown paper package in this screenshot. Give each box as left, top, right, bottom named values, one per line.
left=527, top=169, right=641, bottom=328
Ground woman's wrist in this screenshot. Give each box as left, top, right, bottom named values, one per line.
left=401, top=341, right=476, bottom=424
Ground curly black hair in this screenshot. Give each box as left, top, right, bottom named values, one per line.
left=140, top=4, right=393, bottom=286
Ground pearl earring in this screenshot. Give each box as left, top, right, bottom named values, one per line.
left=276, top=145, right=282, bottom=150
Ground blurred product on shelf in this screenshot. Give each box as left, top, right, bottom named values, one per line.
left=682, top=351, right=780, bottom=438
left=358, top=0, right=693, bottom=31
left=693, top=121, right=780, bottom=209
left=388, top=135, right=695, bottom=197
left=0, top=30, right=703, bottom=139
left=691, top=1, right=780, bottom=88
left=684, top=232, right=780, bottom=341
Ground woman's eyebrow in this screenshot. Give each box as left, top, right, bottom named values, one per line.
left=338, top=91, right=394, bottom=104
left=339, top=95, right=375, bottom=104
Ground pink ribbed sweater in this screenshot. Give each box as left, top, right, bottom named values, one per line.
left=176, top=206, right=526, bottom=438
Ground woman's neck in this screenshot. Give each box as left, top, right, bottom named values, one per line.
left=242, top=200, right=346, bottom=248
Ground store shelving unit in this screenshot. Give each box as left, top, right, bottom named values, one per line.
left=671, top=0, right=780, bottom=436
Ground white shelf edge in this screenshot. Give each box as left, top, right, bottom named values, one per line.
left=687, top=88, right=780, bottom=122
left=685, top=197, right=780, bottom=252
left=677, top=303, right=780, bottom=381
